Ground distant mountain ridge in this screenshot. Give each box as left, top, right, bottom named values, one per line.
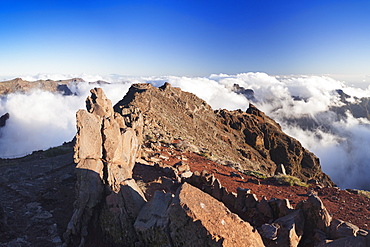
left=232, top=83, right=370, bottom=130
left=0, top=77, right=84, bottom=95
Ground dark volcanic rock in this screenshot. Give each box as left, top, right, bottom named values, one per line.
left=232, top=83, right=257, bottom=102
left=0, top=113, right=9, bottom=127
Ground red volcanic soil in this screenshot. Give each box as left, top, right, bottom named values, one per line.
left=137, top=145, right=370, bottom=230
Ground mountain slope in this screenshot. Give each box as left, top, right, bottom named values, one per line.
left=114, top=83, right=333, bottom=186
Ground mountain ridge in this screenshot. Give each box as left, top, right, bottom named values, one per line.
left=113, top=83, right=333, bottom=186
left=0, top=84, right=369, bottom=246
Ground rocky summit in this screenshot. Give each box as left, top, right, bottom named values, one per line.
left=0, top=83, right=369, bottom=247
left=114, top=83, right=333, bottom=186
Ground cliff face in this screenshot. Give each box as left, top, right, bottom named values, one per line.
left=114, top=83, right=333, bottom=186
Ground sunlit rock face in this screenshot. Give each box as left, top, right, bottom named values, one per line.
left=65, top=88, right=146, bottom=246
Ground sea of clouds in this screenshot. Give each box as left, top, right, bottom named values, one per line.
left=1, top=72, right=370, bottom=190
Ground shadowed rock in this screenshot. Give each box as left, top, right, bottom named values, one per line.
left=0, top=113, right=9, bottom=128
left=134, top=191, right=173, bottom=246
left=296, top=193, right=332, bottom=239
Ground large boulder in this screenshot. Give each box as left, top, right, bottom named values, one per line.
left=168, top=182, right=264, bottom=246
left=268, top=198, right=294, bottom=219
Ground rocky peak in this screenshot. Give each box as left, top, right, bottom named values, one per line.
left=85, top=88, right=114, bottom=117
left=68, top=78, right=85, bottom=83
left=67, top=86, right=268, bottom=246
left=336, top=89, right=351, bottom=102
left=13, top=78, right=24, bottom=83
left=66, top=87, right=146, bottom=246
left=114, top=83, right=333, bottom=186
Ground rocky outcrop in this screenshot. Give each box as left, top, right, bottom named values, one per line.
left=0, top=113, right=9, bottom=128
left=114, top=83, right=333, bottom=186
left=328, top=219, right=360, bottom=239
left=216, top=105, right=333, bottom=186
left=64, top=88, right=146, bottom=246
left=273, top=210, right=305, bottom=247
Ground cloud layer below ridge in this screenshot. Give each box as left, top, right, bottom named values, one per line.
left=1, top=72, right=369, bottom=190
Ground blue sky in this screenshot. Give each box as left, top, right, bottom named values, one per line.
left=1, top=0, right=370, bottom=77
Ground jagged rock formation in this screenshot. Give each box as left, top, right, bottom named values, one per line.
left=64, top=88, right=146, bottom=246
left=114, top=83, right=333, bottom=186
left=218, top=105, right=334, bottom=185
